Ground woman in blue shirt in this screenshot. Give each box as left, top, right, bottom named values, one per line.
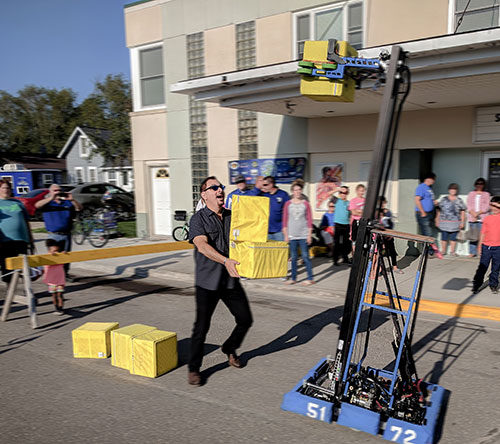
left=0, top=179, right=33, bottom=283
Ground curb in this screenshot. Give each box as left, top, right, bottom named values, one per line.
left=70, top=262, right=500, bottom=323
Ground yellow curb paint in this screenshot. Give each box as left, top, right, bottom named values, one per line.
left=365, top=293, right=500, bottom=322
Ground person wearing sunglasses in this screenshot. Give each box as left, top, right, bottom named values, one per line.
left=260, top=176, right=290, bottom=241
left=333, top=186, right=352, bottom=266
left=466, top=178, right=490, bottom=257
left=472, top=196, right=500, bottom=294
left=187, top=176, right=253, bottom=386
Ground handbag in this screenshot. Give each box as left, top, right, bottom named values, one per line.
left=457, top=229, right=467, bottom=243
left=466, top=224, right=480, bottom=242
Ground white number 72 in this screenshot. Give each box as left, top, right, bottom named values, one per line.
left=390, top=426, right=417, bottom=443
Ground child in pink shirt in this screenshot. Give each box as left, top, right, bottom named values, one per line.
left=349, top=184, right=366, bottom=251
left=43, top=238, right=66, bottom=315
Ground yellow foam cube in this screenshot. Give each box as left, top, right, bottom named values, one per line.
left=111, top=324, right=157, bottom=370
left=72, top=322, right=119, bottom=359
left=230, top=195, right=270, bottom=242
left=130, top=330, right=178, bottom=378
left=230, top=240, right=288, bottom=279
left=300, top=40, right=357, bottom=102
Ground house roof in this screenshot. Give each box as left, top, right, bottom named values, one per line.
left=57, top=126, right=111, bottom=159
left=0, top=152, right=66, bottom=170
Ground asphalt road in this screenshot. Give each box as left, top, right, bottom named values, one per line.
left=1, top=274, right=500, bottom=444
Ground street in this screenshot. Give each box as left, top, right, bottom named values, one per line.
left=1, top=272, right=500, bottom=444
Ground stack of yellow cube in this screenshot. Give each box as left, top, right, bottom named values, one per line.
left=229, top=195, right=288, bottom=279
left=71, top=322, right=178, bottom=378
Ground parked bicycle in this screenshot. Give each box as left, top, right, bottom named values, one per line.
left=172, top=210, right=192, bottom=241
left=72, top=215, right=110, bottom=248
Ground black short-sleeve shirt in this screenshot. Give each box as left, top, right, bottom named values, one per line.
left=189, top=206, right=238, bottom=291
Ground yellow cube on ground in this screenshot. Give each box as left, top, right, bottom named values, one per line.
left=111, top=324, right=157, bottom=370
left=130, top=330, right=178, bottom=378
left=230, top=240, right=288, bottom=279
left=230, top=195, right=270, bottom=242
left=72, top=322, right=119, bottom=359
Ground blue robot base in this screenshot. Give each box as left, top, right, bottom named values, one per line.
left=281, top=358, right=446, bottom=444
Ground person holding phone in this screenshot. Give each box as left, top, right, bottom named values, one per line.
left=35, top=184, right=82, bottom=279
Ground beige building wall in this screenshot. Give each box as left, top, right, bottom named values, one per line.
left=125, top=4, right=163, bottom=47
left=256, top=13, right=293, bottom=66
left=130, top=111, right=168, bottom=161
left=366, top=0, right=449, bottom=47
left=205, top=25, right=236, bottom=75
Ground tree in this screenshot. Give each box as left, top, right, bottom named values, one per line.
left=77, top=74, right=132, bottom=166
left=0, top=86, right=78, bottom=154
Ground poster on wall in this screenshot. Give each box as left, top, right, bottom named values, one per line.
left=228, top=157, right=306, bottom=184
left=488, top=157, right=500, bottom=196
left=314, top=163, right=344, bottom=210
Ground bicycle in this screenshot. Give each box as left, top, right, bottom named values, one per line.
left=172, top=210, right=192, bottom=241
left=72, top=215, right=110, bottom=248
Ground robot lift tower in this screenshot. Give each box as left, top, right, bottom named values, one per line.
left=281, top=40, right=446, bottom=444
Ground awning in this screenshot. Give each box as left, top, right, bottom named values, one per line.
left=171, top=28, right=500, bottom=118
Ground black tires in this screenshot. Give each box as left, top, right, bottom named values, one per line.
left=172, top=225, right=189, bottom=241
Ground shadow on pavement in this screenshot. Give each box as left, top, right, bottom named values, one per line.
left=202, top=306, right=391, bottom=382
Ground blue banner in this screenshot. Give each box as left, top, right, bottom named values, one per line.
left=228, top=157, right=306, bottom=184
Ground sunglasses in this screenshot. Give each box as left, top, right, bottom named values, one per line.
left=339, top=191, right=347, bottom=195
left=205, top=184, right=225, bottom=192
left=329, top=206, right=335, bottom=208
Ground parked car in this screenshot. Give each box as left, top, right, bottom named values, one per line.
left=15, top=188, right=48, bottom=218
left=66, top=182, right=135, bottom=220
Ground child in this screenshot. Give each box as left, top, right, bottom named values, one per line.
left=43, top=238, right=66, bottom=314
left=376, top=196, right=404, bottom=275
left=472, top=196, right=500, bottom=294
left=320, top=201, right=335, bottom=257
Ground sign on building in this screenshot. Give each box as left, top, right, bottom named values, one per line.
left=474, top=106, right=500, bottom=143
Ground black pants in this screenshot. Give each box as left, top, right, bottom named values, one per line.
left=333, top=223, right=351, bottom=263
left=0, top=241, right=28, bottom=283
left=189, top=282, right=253, bottom=372
left=473, top=245, right=500, bottom=290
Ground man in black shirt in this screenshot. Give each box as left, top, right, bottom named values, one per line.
left=187, top=176, right=253, bottom=386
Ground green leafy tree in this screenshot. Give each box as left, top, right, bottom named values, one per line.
left=77, top=74, right=132, bottom=166
left=0, top=86, right=78, bottom=154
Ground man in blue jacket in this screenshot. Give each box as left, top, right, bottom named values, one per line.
left=260, top=176, right=290, bottom=241
left=36, top=184, right=82, bottom=278
left=225, top=175, right=249, bottom=210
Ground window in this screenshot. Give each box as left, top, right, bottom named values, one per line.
left=187, top=32, right=208, bottom=209
left=238, top=109, right=258, bottom=160
left=131, top=43, right=165, bottom=110
left=88, top=167, right=97, bottom=183
left=107, top=170, right=117, bottom=185
left=75, top=167, right=84, bottom=184
left=80, top=136, right=91, bottom=157
left=236, top=21, right=256, bottom=70
left=294, top=1, right=363, bottom=59
left=42, top=174, right=53, bottom=186
left=16, top=186, right=30, bottom=194
left=453, top=0, right=499, bottom=33
left=122, top=170, right=129, bottom=187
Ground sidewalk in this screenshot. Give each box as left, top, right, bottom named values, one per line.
left=31, top=232, right=500, bottom=322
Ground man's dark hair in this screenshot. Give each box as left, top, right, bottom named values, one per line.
left=423, top=172, right=436, bottom=181
left=263, top=176, right=275, bottom=186
left=46, top=238, right=62, bottom=250
left=200, top=176, right=218, bottom=193
left=491, top=195, right=500, bottom=204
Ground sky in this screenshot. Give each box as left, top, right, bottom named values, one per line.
left=0, top=0, right=133, bottom=103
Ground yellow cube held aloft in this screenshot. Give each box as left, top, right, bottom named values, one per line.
left=300, top=40, right=357, bottom=102
left=130, top=330, right=178, bottom=378
left=230, top=195, right=269, bottom=243
left=230, top=240, right=288, bottom=279
left=72, top=322, right=119, bottom=359
left=111, top=324, right=157, bottom=370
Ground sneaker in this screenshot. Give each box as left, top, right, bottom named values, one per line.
left=490, top=286, right=499, bottom=294
left=188, top=371, right=202, bottom=386
left=54, top=307, right=63, bottom=316
left=472, top=287, right=479, bottom=294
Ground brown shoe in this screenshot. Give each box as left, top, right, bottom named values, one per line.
left=188, top=371, right=201, bottom=386
left=227, top=353, right=242, bottom=368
